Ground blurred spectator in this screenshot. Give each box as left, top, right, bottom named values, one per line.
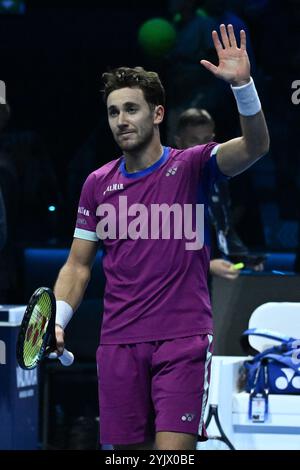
left=174, top=106, right=240, bottom=281
left=66, top=115, right=118, bottom=238
left=0, top=103, right=18, bottom=302
left=175, top=107, right=265, bottom=270
left=249, top=0, right=300, bottom=264
left=166, top=0, right=255, bottom=144
left=227, top=0, right=269, bottom=18
left=166, top=1, right=217, bottom=143
left=0, top=129, right=63, bottom=244
left=0, top=103, right=63, bottom=301
left=201, top=0, right=256, bottom=67
left=174, top=108, right=247, bottom=257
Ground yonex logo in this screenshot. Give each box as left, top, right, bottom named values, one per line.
left=166, top=167, right=177, bottom=176
left=275, top=367, right=300, bottom=391
left=181, top=413, right=195, bottom=422
left=77, top=217, right=87, bottom=226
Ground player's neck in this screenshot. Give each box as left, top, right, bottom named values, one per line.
left=123, top=138, right=164, bottom=174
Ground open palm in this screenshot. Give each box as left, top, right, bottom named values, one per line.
left=201, top=24, right=250, bottom=86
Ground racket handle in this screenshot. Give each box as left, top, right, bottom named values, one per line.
left=48, top=348, right=74, bottom=366
left=59, top=348, right=74, bottom=366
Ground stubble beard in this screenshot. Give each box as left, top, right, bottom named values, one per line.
left=116, top=125, right=154, bottom=154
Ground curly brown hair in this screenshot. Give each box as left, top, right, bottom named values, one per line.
left=102, top=66, right=165, bottom=108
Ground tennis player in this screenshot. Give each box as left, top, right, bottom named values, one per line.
left=53, top=25, right=269, bottom=450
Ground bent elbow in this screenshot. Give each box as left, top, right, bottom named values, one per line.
left=251, top=137, right=270, bottom=161
left=261, top=136, right=270, bottom=157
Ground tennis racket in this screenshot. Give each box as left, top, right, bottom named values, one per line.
left=198, top=359, right=235, bottom=450
left=16, top=287, right=74, bottom=370
left=202, top=404, right=235, bottom=450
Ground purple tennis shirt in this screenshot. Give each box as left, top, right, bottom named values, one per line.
left=74, top=143, right=223, bottom=344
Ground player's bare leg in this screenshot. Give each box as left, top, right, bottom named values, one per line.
left=155, top=431, right=197, bottom=450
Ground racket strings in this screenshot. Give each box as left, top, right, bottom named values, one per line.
left=23, top=292, right=52, bottom=367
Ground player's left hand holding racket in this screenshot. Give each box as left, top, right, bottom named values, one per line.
left=17, top=287, right=74, bottom=369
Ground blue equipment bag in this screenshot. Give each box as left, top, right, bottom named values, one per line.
left=241, top=329, right=300, bottom=395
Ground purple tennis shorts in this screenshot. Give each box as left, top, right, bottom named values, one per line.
left=97, top=334, right=213, bottom=445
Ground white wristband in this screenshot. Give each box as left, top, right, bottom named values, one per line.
left=231, top=77, right=261, bottom=116
left=56, top=300, right=74, bottom=329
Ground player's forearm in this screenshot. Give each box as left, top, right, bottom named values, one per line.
left=232, top=77, right=270, bottom=163
left=223, top=111, right=270, bottom=175
left=239, top=110, right=270, bottom=162
left=217, top=78, right=270, bottom=176
left=54, top=262, right=91, bottom=312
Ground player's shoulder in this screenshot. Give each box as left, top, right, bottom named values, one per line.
left=84, top=156, right=122, bottom=186
left=91, top=157, right=122, bottom=178
left=169, top=143, right=219, bottom=161
left=167, top=146, right=192, bottom=163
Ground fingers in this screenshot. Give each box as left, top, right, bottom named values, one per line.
left=224, top=270, right=240, bottom=280
left=210, top=259, right=240, bottom=279
left=223, top=261, right=240, bottom=280
left=227, top=24, right=237, bottom=48
left=240, top=29, right=247, bottom=50
left=55, top=324, right=65, bottom=356
left=211, top=30, right=223, bottom=53
left=212, top=24, right=243, bottom=50
left=220, top=24, right=230, bottom=48
left=200, top=59, right=218, bottom=75
left=222, top=260, right=233, bottom=267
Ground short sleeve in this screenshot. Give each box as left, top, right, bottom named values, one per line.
left=187, top=142, right=229, bottom=185
left=203, top=145, right=230, bottom=185
left=74, top=173, right=99, bottom=242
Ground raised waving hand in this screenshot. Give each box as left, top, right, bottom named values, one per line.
left=201, top=24, right=250, bottom=87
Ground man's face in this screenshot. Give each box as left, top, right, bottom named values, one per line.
left=176, top=123, right=215, bottom=149
left=107, top=87, right=162, bottom=153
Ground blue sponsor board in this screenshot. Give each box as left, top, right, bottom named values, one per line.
left=0, top=312, right=38, bottom=449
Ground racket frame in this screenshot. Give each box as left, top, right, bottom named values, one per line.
left=16, top=287, right=56, bottom=370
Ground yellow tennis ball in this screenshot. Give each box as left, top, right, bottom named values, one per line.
left=232, top=262, right=245, bottom=270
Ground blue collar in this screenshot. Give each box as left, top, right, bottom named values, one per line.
left=119, top=146, right=170, bottom=179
